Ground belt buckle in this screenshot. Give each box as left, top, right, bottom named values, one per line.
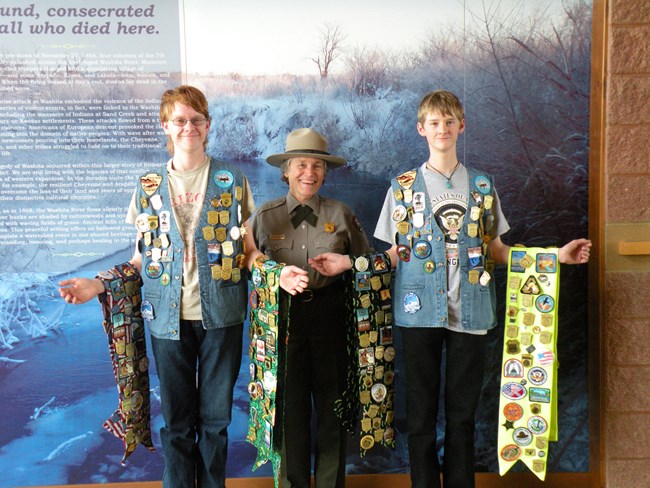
left=302, top=289, right=314, bottom=302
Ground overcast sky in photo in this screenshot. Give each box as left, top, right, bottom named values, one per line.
left=182, top=0, right=569, bottom=75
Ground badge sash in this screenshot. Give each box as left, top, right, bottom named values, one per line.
left=96, top=262, right=155, bottom=464
left=498, top=247, right=560, bottom=480
left=336, top=252, right=396, bottom=456
left=246, top=256, right=288, bottom=487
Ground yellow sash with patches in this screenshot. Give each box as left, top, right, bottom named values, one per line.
left=498, top=247, right=560, bottom=480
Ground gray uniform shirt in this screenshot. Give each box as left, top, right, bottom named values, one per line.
left=252, top=192, right=371, bottom=289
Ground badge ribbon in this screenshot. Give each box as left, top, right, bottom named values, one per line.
left=246, top=256, right=288, bottom=487
left=96, top=262, right=155, bottom=464
left=498, top=247, right=560, bottom=480
left=336, top=252, right=396, bottom=456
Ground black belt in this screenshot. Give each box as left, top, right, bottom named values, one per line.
left=292, top=280, right=345, bottom=303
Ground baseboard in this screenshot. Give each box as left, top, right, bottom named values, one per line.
left=30, top=472, right=593, bottom=488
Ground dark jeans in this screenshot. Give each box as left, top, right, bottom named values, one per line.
left=280, top=284, right=348, bottom=488
left=401, top=327, right=487, bottom=488
left=151, top=320, right=243, bottom=488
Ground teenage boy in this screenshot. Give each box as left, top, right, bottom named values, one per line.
left=309, top=90, right=590, bottom=488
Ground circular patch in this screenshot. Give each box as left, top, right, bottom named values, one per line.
left=535, top=294, right=555, bottom=313
left=501, top=382, right=527, bottom=400
left=474, top=175, right=492, bottom=194
left=144, top=261, right=164, bottom=279
left=528, top=416, right=548, bottom=435
left=513, top=427, right=533, bottom=446
left=500, top=444, right=522, bottom=462
left=503, top=402, right=524, bottom=422
left=214, top=170, right=234, bottom=188
left=230, top=225, right=241, bottom=241
left=528, top=367, right=548, bottom=386
left=413, top=240, right=432, bottom=259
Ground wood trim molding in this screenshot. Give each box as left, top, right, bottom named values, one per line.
left=588, top=0, right=607, bottom=487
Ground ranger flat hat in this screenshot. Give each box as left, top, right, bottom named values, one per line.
left=266, top=128, right=346, bottom=168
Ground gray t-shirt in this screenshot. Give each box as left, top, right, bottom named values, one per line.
left=374, top=162, right=510, bottom=334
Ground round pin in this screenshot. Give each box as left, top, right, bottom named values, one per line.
left=403, top=292, right=421, bottom=314
left=396, top=244, right=411, bottom=262
left=355, top=256, right=369, bottom=272
left=145, top=261, right=164, bottom=279
left=141, top=300, right=154, bottom=321
left=392, top=205, right=407, bottom=222
left=424, top=261, right=435, bottom=273
left=474, top=175, right=492, bottom=194
left=371, top=383, right=387, bottom=403
left=214, top=170, right=234, bottom=188
left=135, top=213, right=150, bottom=232
left=360, top=435, right=375, bottom=450
left=160, top=273, right=171, bottom=286
left=230, top=225, right=241, bottom=240
left=413, top=240, right=432, bottom=259
left=249, top=290, right=259, bottom=309
left=383, top=346, right=396, bottom=362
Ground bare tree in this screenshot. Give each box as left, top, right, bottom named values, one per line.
left=311, top=23, right=345, bottom=79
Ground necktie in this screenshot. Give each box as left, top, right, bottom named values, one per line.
left=291, top=205, right=317, bottom=228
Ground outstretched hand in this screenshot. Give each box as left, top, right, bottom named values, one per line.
left=559, top=238, right=592, bottom=264
left=59, top=277, right=105, bottom=305
left=279, top=265, right=309, bottom=296
left=309, top=253, right=352, bottom=277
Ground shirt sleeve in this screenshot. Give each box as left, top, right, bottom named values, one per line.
left=240, top=176, right=256, bottom=223
left=125, top=187, right=139, bottom=225
left=489, top=187, right=511, bottom=239
left=345, top=207, right=372, bottom=255
left=373, top=187, right=396, bottom=245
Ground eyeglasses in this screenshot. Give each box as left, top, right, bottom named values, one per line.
left=170, top=117, right=208, bottom=127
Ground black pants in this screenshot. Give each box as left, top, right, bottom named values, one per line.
left=401, top=327, right=487, bottom=488
left=280, top=283, right=348, bottom=488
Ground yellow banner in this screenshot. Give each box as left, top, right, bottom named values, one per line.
left=498, top=247, right=560, bottom=481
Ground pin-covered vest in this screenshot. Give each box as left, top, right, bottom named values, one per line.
left=134, top=158, right=248, bottom=339
left=391, top=167, right=497, bottom=331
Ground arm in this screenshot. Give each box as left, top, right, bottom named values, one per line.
left=309, top=245, right=399, bottom=276
left=59, top=234, right=143, bottom=304
left=242, top=219, right=309, bottom=295
left=488, top=236, right=592, bottom=265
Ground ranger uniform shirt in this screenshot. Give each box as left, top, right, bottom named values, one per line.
left=252, top=192, right=371, bottom=289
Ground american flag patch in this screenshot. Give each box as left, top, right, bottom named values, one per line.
left=537, top=350, right=555, bottom=366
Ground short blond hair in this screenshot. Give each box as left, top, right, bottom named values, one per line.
left=417, top=90, right=464, bottom=125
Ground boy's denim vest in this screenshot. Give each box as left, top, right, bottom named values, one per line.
left=135, top=158, right=248, bottom=340
left=391, top=167, right=497, bottom=331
